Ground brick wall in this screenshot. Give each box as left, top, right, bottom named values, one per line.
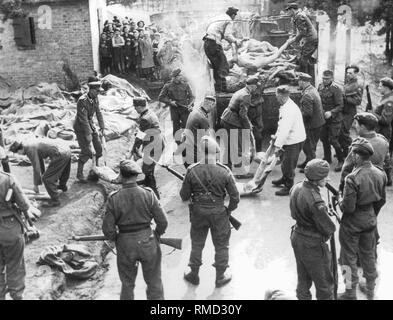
left=0, top=0, right=94, bottom=87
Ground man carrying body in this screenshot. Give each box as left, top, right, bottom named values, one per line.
left=131, top=98, right=164, bottom=199
left=203, top=7, right=243, bottom=92
left=182, top=95, right=216, bottom=168
left=272, top=86, right=306, bottom=196
left=338, top=139, right=386, bottom=300
left=158, top=69, right=195, bottom=144
left=285, top=2, right=318, bottom=81
left=0, top=171, right=31, bottom=300
left=318, top=70, right=345, bottom=172
left=102, top=159, right=168, bottom=300
left=248, top=86, right=264, bottom=153
left=297, top=72, right=325, bottom=172
left=220, top=77, right=259, bottom=178
left=180, top=136, right=239, bottom=287
left=290, top=159, right=336, bottom=300
left=74, top=81, right=105, bottom=183
left=9, top=138, right=71, bottom=207
left=339, top=65, right=364, bottom=158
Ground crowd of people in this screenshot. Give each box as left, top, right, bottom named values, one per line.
left=99, top=16, right=162, bottom=81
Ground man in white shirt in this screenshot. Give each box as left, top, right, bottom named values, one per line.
left=203, top=7, right=243, bottom=92
left=272, top=86, right=306, bottom=196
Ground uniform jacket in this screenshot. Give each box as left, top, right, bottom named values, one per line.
left=184, top=107, right=210, bottom=147
left=293, top=11, right=318, bottom=44
left=102, top=183, right=168, bottom=240
left=300, top=84, right=325, bottom=129
left=248, top=101, right=263, bottom=132
left=221, top=87, right=252, bottom=129
left=374, top=92, right=393, bottom=139
left=133, top=108, right=163, bottom=151
left=290, top=180, right=336, bottom=239
left=180, top=162, right=240, bottom=211
left=341, top=162, right=386, bottom=232
left=24, top=139, right=70, bottom=186
left=74, top=93, right=105, bottom=134
left=205, top=14, right=236, bottom=45
left=343, top=78, right=363, bottom=114
left=158, top=80, right=195, bottom=108
left=318, top=82, right=344, bottom=123
left=274, top=98, right=306, bottom=148
left=341, top=133, right=390, bottom=185
left=0, top=172, right=30, bottom=218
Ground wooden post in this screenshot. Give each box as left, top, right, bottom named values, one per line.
left=338, top=5, right=352, bottom=79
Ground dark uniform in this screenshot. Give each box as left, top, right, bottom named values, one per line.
left=339, top=140, right=386, bottom=299
left=10, top=139, right=71, bottom=203
left=158, top=76, right=195, bottom=141
left=180, top=159, right=240, bottom=285
left=74, top=92, right=105, bottom=170
left=318, top=81, right=345, bottom=164
left=220, top=86, right=253, bottom=171
left=339, top=78, right=363, bottom=156
left=292, top=10, right=318, bottom=80
left=0, top=172, right=30, bottom=300
left=102, top=160, right=168, bottom=300
left=183, top=106, right=211, bottom=167
left=132, top=101, right=164, bottom=198
left=290, top=159, right=336, bottom=300
left=248, top=89, right=264, bottom=152
left=299, top=81, right=325, bottom=165
left=373, top=92, right=393, bottom=142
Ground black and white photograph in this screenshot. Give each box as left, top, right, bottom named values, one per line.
left=0, top=0, right=393, bottom=307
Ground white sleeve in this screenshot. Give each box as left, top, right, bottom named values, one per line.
left=274, top=109, right=293, bottom=148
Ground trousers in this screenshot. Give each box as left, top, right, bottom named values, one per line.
left=75, top=130, right=102, bottom=164
left=281, top=142, right=304, bottom=189
left=42, top=151, right=71, bottom=200
left=303, top=126, right=322, bottom=163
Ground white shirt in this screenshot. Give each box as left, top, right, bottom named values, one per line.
left=274, top=98, right=306, bottom=148
left=205, top=14, right=236, bottom=45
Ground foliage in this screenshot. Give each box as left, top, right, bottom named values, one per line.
left=0, top=0, right=26, bottom=21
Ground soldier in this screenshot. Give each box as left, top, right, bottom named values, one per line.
left=158, top=69, right=195, bottom=144
left=0, top=171, right=31, bottom=300
left=285, top=2, right=318, bottom=81
left=182, top=95, right=216, bottom=168
left=290, top=159, right=336, bottom=300
left=297, top=72, right=325, bottom=172
left=102, top=159, right=168, bottom=300
left=203, top=7, right=243, bottom=92
left=318, top=70, right=345, bottom=172
left=339, top=65, right=364, bottom=157
left=340, top=113, right=390, bottom=189
left=131, top=97, right=164, bottom=199
left=9, top=138, right=71, bottom=207
left=373, top=77, right=393, bottom=142
left=74, top=81, right=105, bottom=183
left=272, top=86, right=306, bottom=196
left=0, top=128, right=10, bottom=173
left=180, top=136, right=240, bottom=287
left=338, top=139, right=386, bottom=300
left=248, top=85, right=264, bottom=152
left=220, top=77, right=259, bottom=178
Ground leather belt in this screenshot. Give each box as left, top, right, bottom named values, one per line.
left=118, top=223, right=151, bottom=234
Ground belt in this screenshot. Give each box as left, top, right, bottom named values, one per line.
left=293, top=224, right=323, bottom=239
left=118, top=223, right=151, bottom=234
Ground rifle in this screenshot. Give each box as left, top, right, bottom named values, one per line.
left=71, top=235, right=182, bottom=250
left=149, top=157, right=242, bottom=231
left=6, top=189, right=40, bottom=244
left=365, top=85, right=373, bottom=112
left=325, top=182, right=342, bottom=300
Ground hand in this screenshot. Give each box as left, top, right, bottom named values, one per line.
left=324, top=111, right=332, bottom=119
left=33, top=185, right=39, bottom=194
left=27, top=207, right=41, bottom=222
left=170, top=101, right=177, bottom=107
left=274, top=147, right=283, bottom=157
left=271, top=135, right=277, bottom=141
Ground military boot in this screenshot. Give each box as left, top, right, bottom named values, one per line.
left=297, top=160, right=307, bottom=170
left=215, top=267, right=232, bottom=288
left=184, top=267, right=200, bottom=285
left=337, top=288, right=357, bottom=300
left=144, top=174, right=160, bottom=199
left=322, top=143, right=332, bottom=164
left=359, top=280, right=375, bottom=300
left=76, top=160, right=88, bottom=183
left=272, top=177, right=285, bottom=187
left=385, top=168, right=392, bottom=187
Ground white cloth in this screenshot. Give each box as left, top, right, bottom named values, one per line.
left=274, top=98, right=306, bottom=148
left=205, top=14, right=235, bottom=45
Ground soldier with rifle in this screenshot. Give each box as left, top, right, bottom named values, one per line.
left=102, top=159, right=168, bottom=300
left=338, top=138, right=386, bottom=300
left=180, top=136, right=240, bottom=288
left=158, top=68, right=195, bottom=144
left=289, top=159, right=336, bottom=300
left=0, top=171, right=37, bottom=300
